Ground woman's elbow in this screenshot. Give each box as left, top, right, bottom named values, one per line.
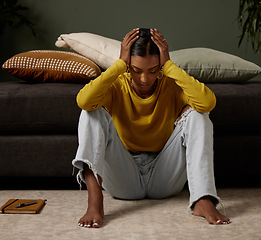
left=205, top=94, right=216, bottom=112
left=76, top=94, right=89, bottom=110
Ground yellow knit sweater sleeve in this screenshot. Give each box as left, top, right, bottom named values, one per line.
left=163, top=60, right=216, bottom=112
left=77, top=59, right=127, bottom=111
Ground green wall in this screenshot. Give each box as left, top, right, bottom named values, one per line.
left=1, top=0, right=260, bottom=81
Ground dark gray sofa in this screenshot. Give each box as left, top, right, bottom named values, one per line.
left=0, top=77, right=261, bottom=189
left=0, top=80, right=83, bottom=189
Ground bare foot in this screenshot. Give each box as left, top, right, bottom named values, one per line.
left=78, top=166, right=104, bottom=228
left=78, top=197, right=104, bottom=228
left=193, top=196, right=231, bottom=225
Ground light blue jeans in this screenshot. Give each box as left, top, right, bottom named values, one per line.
left=72, top=107, right=219, bottom=209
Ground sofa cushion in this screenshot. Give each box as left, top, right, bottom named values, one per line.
left=1, top=81, right=261, bottom=134
left=55, top=33, right=121, bottom=70
left=170, top=48, right=261, bottom=83
left=0, top=81, right=84, bottom=133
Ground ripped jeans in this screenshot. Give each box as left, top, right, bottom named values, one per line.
left=72, top=107, right=219, bottom=209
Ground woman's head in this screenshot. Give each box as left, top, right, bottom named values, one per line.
left=130, top=28, right=160, bottom=57
left=128, top=28, right=161, bottom=98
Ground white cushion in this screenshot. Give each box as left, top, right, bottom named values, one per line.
left=55, top=32, right=121, bottom=70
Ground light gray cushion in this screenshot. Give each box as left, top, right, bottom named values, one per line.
left=170, top=48, right=261, bottom=83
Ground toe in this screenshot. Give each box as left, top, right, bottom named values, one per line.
left=218, top=215, right=231, bottom=225
left=215, top=219, right=224, bottom=225
left=207, top=216, right=220, bottom=225
left=86, top=221, right=92, bottom=228
left=92, top=222, right=101, bottom=228
left=79, top=218, right=91, bottom=228
left=92, top=217, right=103, bottom=228
left=214, top=217, right=231, bottom=225
left=222, top=218, right=231, bottom=224
left=78, top=219, right=84, bottom=227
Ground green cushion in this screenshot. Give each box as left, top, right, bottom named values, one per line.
left=170, top=48, right=261, bottom=83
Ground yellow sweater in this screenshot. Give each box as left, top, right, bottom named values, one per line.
left=77, top=59, right=216, bottom=152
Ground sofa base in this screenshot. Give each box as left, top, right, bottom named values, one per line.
left=0, top=134, right=78, bottom=177
left=0, top=176, right=81, bottom=190
left=214, top=134, right=261, bottom=187
left=1, top=134, right=260, bottom=189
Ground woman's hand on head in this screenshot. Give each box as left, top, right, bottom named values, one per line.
left=120, top=28, right=139, bottom=66
left=150, top=29, right=170, bottom=68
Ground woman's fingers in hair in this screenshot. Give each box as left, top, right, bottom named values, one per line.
left=123, top=28, right=139, bottom=45
left=120, top=28, right=139, bottom=65
left=150, top=29, right=170, bottom=67
left=150, top=29, right=167, bottom=47
left=122, top=28, right=139, bottom=51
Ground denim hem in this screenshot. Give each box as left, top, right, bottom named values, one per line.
left=72, top=158, right=100, bottom=189
left=187, top=194, right=221, bottom=213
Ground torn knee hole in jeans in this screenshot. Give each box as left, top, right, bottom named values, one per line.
left=174, top=107, right=194, bottom=126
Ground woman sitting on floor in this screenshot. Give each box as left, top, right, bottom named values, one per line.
left=72, top=28, right=231, bottom=228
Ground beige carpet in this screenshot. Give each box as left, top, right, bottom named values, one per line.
left=0, top=188, right=260, bottom=240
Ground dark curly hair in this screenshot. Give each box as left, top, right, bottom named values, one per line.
left=130, top=28, right=160, bottom=57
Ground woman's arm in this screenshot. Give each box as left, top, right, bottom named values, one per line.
left=162, top=60, right=216, bottom=113
left=77, top=29, right=139, bottom=111
left=77, top=59, right=127, bottom=111
left=151, top=29, right=216, bottom=113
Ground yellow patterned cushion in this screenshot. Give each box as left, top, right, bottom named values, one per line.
left=2, top=50, right=101, bottom=83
